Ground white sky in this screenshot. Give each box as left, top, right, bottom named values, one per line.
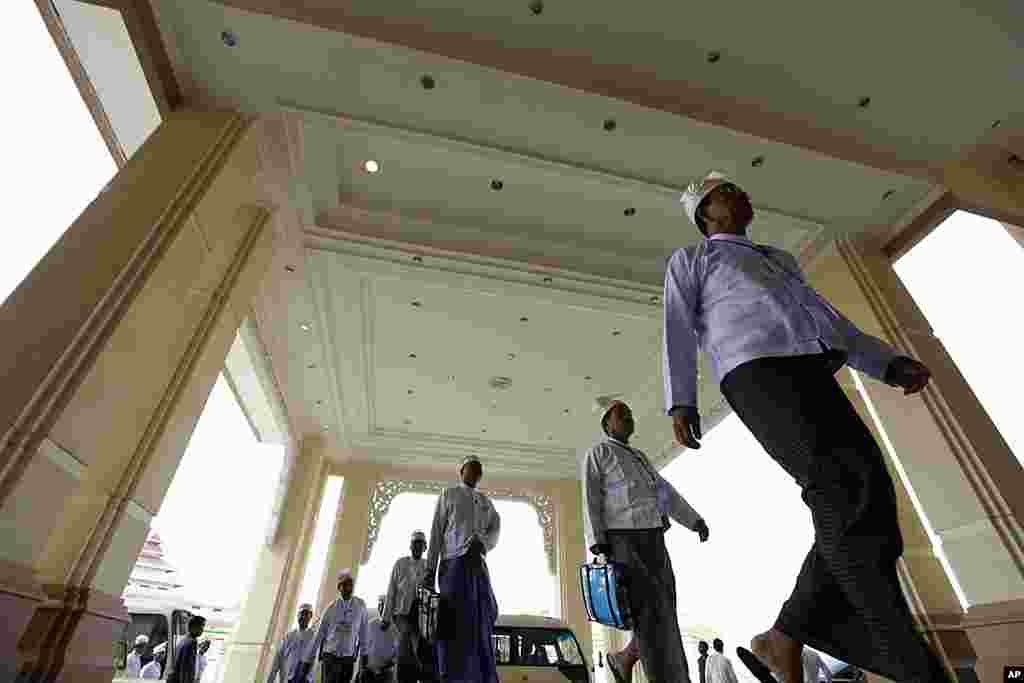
left=0, top=1, right=116, bottom=305
left=9, top=1, right=1024, bottom=677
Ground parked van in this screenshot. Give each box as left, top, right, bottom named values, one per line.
left=492, top=615, right=591, bottom=683
left=113, top=604, right=192, bottom=680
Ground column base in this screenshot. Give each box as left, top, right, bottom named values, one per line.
left=0, top=559, right=46, bottom=682
left=963, top=599, right=1024, bottom=683
left=16, top=584, right=129, bottom=683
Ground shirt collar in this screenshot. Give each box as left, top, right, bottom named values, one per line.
left=605, top=435, right=638, bottom=453
left=707, top=233, right=752, bottom=245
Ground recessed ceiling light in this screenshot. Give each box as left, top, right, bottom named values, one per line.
left=603, top=118, right=617, bottom=132
left=543, top=276, right=553, bottom=284
left=408, top=389, right=415, bottom=395
left=307, top=362, right=316, bottom=369
left=1009, top=154, right=1024, bottom=168
left=420, top=75, right=436, bottom=90
left=300, top=323, right=312, bottom=332
left=612, top=330, right=621, bottom=336
left=285, top=265, right=296, bottom=273
left=220, top=30, right=238, bottom=48
left=707, top=51, right=721, bottom=63
left=544, top=387, right=552, bottom=392
left=751, top=156, right=765, bottom=168
left=520, top=316, right=529, bottom=323
left=411, top=301, right=422, bottom=308
left=412, top=255, right=423, bottom=263
left=409, top=353, right=417, bottom=359
left=584, top=375, right=593, bottom=381
left=992, top=119, right=1003, bottom=129
left=563, top=409, right=570, bottom=414
left=507, top=353, right=516, bottom=360
left=449, top=375, right=457, bottom=382
left=547, top=435, right=554, bottom=440
left=650, top=295, right=660, bottom=304
left=491, top=179, right=504, bottom=191
left=529, top=0, right=544, bottom=15
left=315, top=400, right=323, bottom=406
left=482, top=427, right=489, bottom=433
left=857, top=96, right=872, bottom=109
left=624, top=207, right=636, bottom=217
left=882, top=190, right=896, bottom=201
left=403, top=418, right=412, bottom=425
left=364, top=159, right=380, bottom=174
left=321, top=425, right=329, bottom=431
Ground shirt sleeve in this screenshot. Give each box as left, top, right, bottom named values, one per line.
left=266, top=638, right=285, bottom=683
left=582, top=447, right=606, bottom=548
left=655, top=471, right=701, bottom=531
left=357, top=605, right=369, bottom=657
left=425, top=491, right=447, bottom=585
left=663, top=249, right=701, bottom=414
left=483, top=499, right=501, bottom=553
left=383, top=560, right=400, bottom=621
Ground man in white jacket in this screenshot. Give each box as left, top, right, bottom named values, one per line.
left=383, top=530, right=430, bottom=683
left=583, top=398, right=709, bottom=683
left=706, top=639, right=739, bottom=683
left=267, top=603, right=315, bottom=683
left=299, top=570, right=370, bottom=683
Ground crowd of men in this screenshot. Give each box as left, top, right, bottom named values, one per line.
left=126, top=615, right=211, bottom=681
left=277, top=169, right=949, bottom=683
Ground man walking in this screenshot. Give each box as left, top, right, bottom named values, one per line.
left=383, top=530, right=430, bottom=683
left=363, top=595, right=398, bottom=682
left=697, top=641, right=710, bottom=683
left=267, top=603, right=315, bottom=683
left=165, top=615, right=205, bottom=683
left=665, top=171, right=948, bottom=683
left=707, top=639, right=739, bottom=683
left=424, top=456, right=501, bottom=683
left=583, top=398, right=710, bottom=683
left=126, top=634, right=149, bottom=677
left=300, top=569, right=370, bottom=683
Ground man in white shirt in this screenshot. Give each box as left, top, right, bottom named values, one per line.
left=583, top=398, right=708, bottom=683
left=140, top=642, right=166, bottom=680
left=382, top=530, right=429, bottom=683
left=267, top=603, right=316, bottom=683
left=363, top=595, right=398, bottom=682
left=126, top=634, right=148, bottom=677
left=424, top=456, right=501, bottom=683
left=299, top=569, right=370, bottom=683
left=706, top=639, right=739, bottom=683
left=668, top=172, right=947, bottom=683
left=737, top=646, right=833, bottom=683
left=196, top=640, right=210, bottom=682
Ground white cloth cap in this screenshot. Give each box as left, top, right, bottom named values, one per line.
left=459, top=455, right=482, bottom=471
left=377, top=594, right=387, bottom=602
left=411, top=530, right=427, bottom=542
left=134, top=634, right=149, bottom=645
left=298, top=603, right=313, bottom=612
left=679, top=171, right=731, bottom=231
left=152, top=642, right=167, bottom=656
left=337, top=568, right=354, bottom=581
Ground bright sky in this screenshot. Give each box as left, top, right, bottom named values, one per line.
left=0, top=1, right=116, bottom=305
left=153, top=375, right=284, bottom=607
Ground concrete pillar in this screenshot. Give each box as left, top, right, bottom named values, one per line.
left=221, top=438, right=326, bottom=683
left=807, top=237, right=1024, bottom=674
left=0, top=110, right=275, bottom=682
left=551, top=479, right=593, bottom=665
left=318, top=463, right=377, bottom=616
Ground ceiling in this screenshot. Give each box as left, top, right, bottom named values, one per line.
left=74, top=0, right=1017, bottom=474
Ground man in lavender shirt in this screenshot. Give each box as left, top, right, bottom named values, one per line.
left=663, top=172, right=949, bottom=683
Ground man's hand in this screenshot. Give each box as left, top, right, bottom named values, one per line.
left=693, top=519, right=710, bottom=543
left=670, top=407, right=702, bottom=450
left=589, top=543, right=613, bottom=558
left=468, top=537, right=486, bottom=557
left=885, top=356, right=931, bottom=395
left=421, top=574, right=435, bottom=591
left=380, top=619, right=390, bottom=631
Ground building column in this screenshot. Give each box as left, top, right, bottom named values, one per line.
left=221, top=437, right=326, bottom=683
left=0, top=110, right=276, bottom=682
left=551, top=479, right=594, bottom=666
left=807, top=237, right=1024, bottom=675
left=318, top=463, right=377, bottom=615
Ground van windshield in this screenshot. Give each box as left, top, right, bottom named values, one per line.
left=493, top=627, right=585, bottom=667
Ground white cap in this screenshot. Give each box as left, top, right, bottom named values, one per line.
left=459, top=455, right=482, bottom=471
left=134, top=634, right=149, bottom=645
left=338, top=568, right=353, bottom=581
left=298, top=603, right=313, bottom=612
left=679, top=171, right=732, bottom=233
left=411, top=530, right=427, bottom=542
left=152, top=642, right=167, bottom=656
left=378, top=594, right=387, bottom=602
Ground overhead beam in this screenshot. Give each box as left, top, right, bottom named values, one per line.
left=216, top=0, right=935, bottom=179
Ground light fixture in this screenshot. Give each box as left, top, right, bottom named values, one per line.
left=307, top=362, right=316, bottom=369
left=707, top=51, right=721, bottom=63
left=408, top=389, right=415, bottom=395
left=563, top=409, right=570, bottom=414
left=544, top=387, right=552, bottom=392
left=491, top=179, right=504, bottom=191
left=882, top=190, right=896, bottom=201
left=992, top=120, right=1003, bottom=129
left=412, top=255, right=423, bottom=263
left=603, top=118, right=617, bottom=132
left=221, top=30, right=238, bottom=47
left=421, top=75, right=436, bottom=90
left=624, top=207, right=636, bottom=217
left=584, top=375, right=593, bottom=381
left=321, top=425, right=329, bottom=431
left=403, top=418, right=413, bottom=425
left=316, top=400, right=323, bottom=406
left=411, top=301, right=422, bottom=308
left=520, top=316, right=529, bottom=322
left=300, top=323, right=312, bottom=332
left=364, top=159, right=380, bottom=174
left=543, top=276, right=553, bottom=284
left=857, top=96, right=872, bottom=109
left=612, top=330, right=621, bottom=336
left=650, top=295, right=660, bottom=304
left=482, top=427, right=489, bottom=433
left=507, top=353, right=517, bottom=360
left=751, top=156, right=765, bottom=168
left=409, top=353, right=417, bottom=359
left=529, top=0, right=544, bottom=15
left=1009, top=154, right=1024, bottom=169
left=285, top=265, right=296, bottom=273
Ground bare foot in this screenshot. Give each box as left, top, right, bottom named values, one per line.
left=750, top=629, right=802, bottom=683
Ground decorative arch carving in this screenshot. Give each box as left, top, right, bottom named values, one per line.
left=363, top=479, right=557, bottom=573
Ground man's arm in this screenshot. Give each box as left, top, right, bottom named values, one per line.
left=482, top=500, right=500, bottom=553
left=582, top=449, right=607, bottom=551
left=302, top=604, right=331, bottom=663
left=383, top=560, right=401, bottom=623
left=654, top=470, right=701, bottom=531
left=663, top=250, right=700, bottom=414
left=424, top=491, right=447, bottom=585
left=265, top=638, right=285, bottom=683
